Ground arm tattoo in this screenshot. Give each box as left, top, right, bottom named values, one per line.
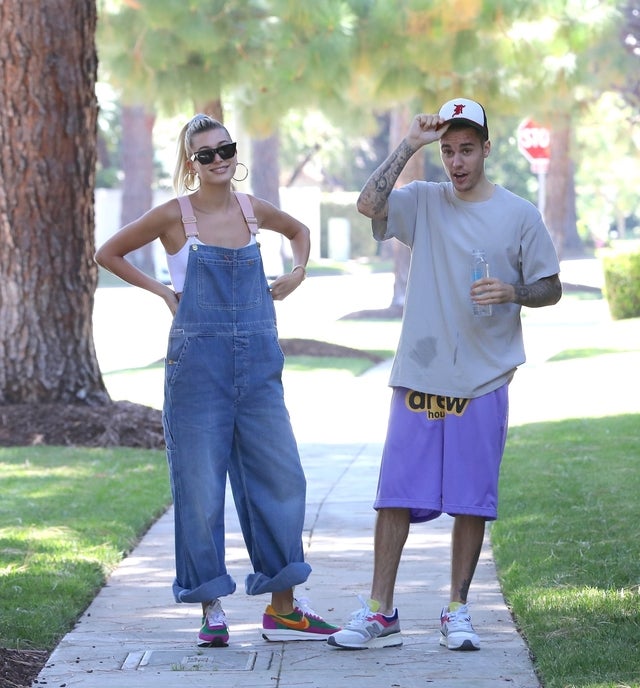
left=513, top=274, right=562, bottom=307
left=359, top=140, right=418, bottom=217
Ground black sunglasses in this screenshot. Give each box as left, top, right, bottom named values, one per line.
left=190, top=142, right=237, bottom=164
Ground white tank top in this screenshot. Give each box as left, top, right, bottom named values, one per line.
left=166, top=194, right=259, bottom=293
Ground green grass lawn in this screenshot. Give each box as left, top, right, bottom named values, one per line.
left=492, top=414, right=640, bottom=688
left=0, top=446, right=170, bottom=650
left=547, top=347, right=634, bottom=362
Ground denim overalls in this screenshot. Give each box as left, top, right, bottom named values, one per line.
left=163, top=193, right=311, bottom=604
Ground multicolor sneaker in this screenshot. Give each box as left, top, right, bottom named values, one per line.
left=262, top=597, right=340, bottom=641
left=327, top=596, right=402, bottom=649
left=440, top=603, right=480, bottom=650
left=198, top=599, right=229, bottom=647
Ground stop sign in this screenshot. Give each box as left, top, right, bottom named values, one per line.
left=517, top=119, right=551, bottom=168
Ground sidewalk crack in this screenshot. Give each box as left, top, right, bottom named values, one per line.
left=304, top=443, right=369, bottom=550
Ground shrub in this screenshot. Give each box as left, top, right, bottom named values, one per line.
left=602, top=251, right=640, bottom=320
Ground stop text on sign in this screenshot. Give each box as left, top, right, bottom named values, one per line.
left=517, top=119, right=551, bottom=161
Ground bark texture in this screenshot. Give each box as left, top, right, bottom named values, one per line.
left=0, top=0, right=108, bottom=404
left=250, top=132, right=281, bottom=208
left=120, top=104, right=155, bottom=276
left=545, top=113, right=572, bottom=260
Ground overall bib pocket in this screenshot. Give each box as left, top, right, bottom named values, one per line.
left=196, top=253, right=264, bottom=310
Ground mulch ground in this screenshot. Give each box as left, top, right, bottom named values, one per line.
left=0, top=400, right=165, bottom=450
left=0, top=328, right=399, bottom=686
left=0, top=649, right=48, bottom=688
left=0, top=339, right=387, bottom=450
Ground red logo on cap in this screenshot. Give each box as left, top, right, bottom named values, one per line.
left=452, top=104, right=465, bottom=117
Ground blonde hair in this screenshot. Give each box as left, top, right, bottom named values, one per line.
left=172, top=114, right=229, bottom=195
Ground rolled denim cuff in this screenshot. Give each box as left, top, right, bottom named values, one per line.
left=244, top=562, right=312, bottom=596
left=173, top=574, right=236, bottom=603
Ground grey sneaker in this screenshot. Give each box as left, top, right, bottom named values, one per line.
left=327, top=596, right=402, bottom=649
left=440, top=604, right=480, bottom=650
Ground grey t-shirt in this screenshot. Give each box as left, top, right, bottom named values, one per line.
left=379, top=181, right=560, bottom=398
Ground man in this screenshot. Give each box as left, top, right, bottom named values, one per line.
left=328, top=98, right=561, bottom=651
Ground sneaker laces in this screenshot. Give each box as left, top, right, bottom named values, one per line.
left=444, top=605, right=473, bottom=632
left=345, top=595, right=376, bottom=627
left=205, top=599, right=227, bottom=627
left=294, top=596, right=321, bottom=620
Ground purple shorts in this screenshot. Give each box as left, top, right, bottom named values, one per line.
left=374, top=385, right=509, bottom=523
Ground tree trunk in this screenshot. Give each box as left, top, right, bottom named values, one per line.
left=198, top=98, right=224, bottom=122
left=388, top=105, right=424, bottom=308
left=545, top=113, right=573, bottom=260
left=561, top=160, right=584, bottom=258
left=250, top=133, right=281, bottom=208
left=0, top=0, right=109, bottom=405
left=251, top=133, right=287, bottom=269
left=120, top=104, right=156, bottom=276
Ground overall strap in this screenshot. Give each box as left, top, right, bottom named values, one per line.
left=177, top=195, right=199, bottom=238
left=234, top=192, right=260, bottom=235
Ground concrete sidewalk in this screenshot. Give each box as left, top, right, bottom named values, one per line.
left=35, top=262, right=638, bottom=687
left=34, top=442, right=539, bottom=688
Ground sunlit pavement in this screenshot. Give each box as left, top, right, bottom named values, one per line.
left=37, top=259, right=636, bottom=687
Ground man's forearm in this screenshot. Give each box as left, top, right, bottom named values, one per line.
left=357, top=139, right=418, bottom=218
left=513, top=274, right=562, bottom=307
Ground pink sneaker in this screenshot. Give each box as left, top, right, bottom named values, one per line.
left=198, top=599, right=229, bottom=647
left=262, top=597, right=340, bottom=641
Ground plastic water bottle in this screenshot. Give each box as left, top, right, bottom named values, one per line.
left=471, top=249, right=492, bottom=317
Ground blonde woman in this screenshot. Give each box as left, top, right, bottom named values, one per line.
left=96, top=114, right=338, bottom=646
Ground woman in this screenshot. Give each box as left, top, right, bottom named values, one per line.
left=95, top=114, right=338, bottom=646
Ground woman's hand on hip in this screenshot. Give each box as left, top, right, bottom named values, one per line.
left=269, top=269, right=305, bottom=301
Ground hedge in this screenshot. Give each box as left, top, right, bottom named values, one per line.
left=602, top=251, right=640, bottom=320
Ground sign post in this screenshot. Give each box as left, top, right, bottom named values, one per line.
left=516, top=119, right=551, bottom=217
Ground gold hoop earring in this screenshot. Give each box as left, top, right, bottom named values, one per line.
left=232, top=162, right=249, bottom=182
left=184, top=171, right=199, bottom=192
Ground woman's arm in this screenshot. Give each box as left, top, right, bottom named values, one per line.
left=250, top=197, right=310, bottom=301
left=94, top=201, right=180, bottom=313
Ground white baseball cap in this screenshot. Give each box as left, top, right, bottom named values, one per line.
left=438, top=98, right=489, bottom=140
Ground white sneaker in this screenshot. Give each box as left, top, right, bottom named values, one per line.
left=328, top=596, right=402, bottom=649
left=440, top=604, right=480, bottom=650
